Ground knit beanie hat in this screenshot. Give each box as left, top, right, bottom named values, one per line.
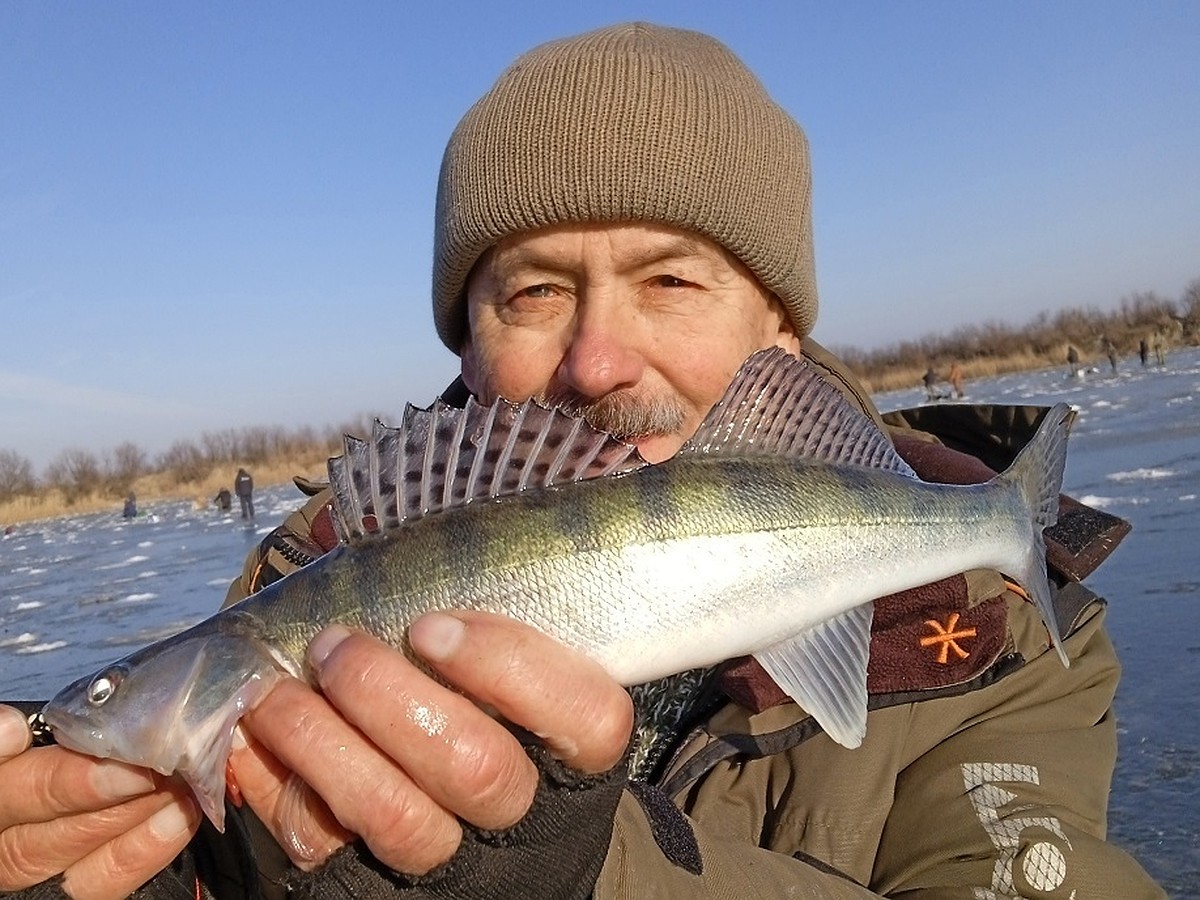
left=432, top=21, right=817, bottom=353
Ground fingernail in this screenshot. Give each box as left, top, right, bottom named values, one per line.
left=91, top=761, right=156, bottom=799
left=409, top=613, right=466, bottom=662
left=230, top=723, right=248, bottom=751
left=308, top=624, right=352, bottom=669
left=148, top=798, right=196, bottom=841
left=0, top=706, right=32, bottom=756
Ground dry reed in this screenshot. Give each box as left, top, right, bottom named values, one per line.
left=1, top=454, right=331, bottom=527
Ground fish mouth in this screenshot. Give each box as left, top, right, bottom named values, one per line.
left=40, top=704, right=114, bottom=756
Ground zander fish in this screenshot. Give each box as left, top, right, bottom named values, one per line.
left=42, top=349, right=1074, bottom=830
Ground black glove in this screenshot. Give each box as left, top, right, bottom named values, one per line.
left=284, top=744, right=627, bottom=900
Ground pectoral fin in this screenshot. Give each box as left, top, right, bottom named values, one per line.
left=177, top=712, right=241, bottom=832
left=175, top=665, right=284, bottom=833
left=752, top=603, right=873, bottom=749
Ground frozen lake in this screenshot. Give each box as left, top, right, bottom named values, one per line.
left=3, top=347, right=1198, bottom=895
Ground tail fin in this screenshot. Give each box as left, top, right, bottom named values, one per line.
left=995, top=403, right=1075, bottom=667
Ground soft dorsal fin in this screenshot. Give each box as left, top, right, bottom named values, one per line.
left=682, top=347, right=916, bottom=477
left=327, top=398, right=646, bottom=542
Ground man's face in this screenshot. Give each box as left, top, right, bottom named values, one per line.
left=461, top=222, right=801, bottom=462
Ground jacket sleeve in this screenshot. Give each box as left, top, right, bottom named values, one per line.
left=595, top=790, right=884, bottom=899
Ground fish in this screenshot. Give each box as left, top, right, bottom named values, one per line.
left=42, top=348, right=1074, bottom=831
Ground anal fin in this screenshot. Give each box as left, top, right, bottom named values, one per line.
left=752, top=604, right=873, bottom=749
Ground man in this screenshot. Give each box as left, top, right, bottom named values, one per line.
left=948, top=361, right=965, bottom=398
left=234, top=468, right=255, bottom=520
left=0, top=23, right=1164, bottom=899
left=922, top=366, right=941, bottom=401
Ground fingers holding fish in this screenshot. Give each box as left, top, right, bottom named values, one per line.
left=407, top=611, right=635, bottom=775
left=0, top=705, right=32, bottom=763
left=241, top=674, right=466, bottom=875
left=56, top=788, right=199, bottom=900
left=238, top=614, right=630, bottom=877
left=226, top=722, right=354, bottom=870
left=0, top=782, right=197, bottom=898
left=309, top=624, right=541, bottom=831
left=0, top=744, right=154, bottom=832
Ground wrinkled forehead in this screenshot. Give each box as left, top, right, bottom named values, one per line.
left=465, top=222, right=769, bottom=295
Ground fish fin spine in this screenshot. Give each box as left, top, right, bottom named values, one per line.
left=327, top=399, right=646, bottom=544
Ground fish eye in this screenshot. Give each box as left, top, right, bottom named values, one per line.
left=86, top=668, right=123, bottom=707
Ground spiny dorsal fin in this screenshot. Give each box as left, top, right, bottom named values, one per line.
left=329, top=347, right=909, bottom=542
left=327, top=398, right=646, bottom=542
left=682, top=347, right=916, bottom=477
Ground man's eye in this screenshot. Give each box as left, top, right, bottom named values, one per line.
left=515, top=284, right=556, bottom=299
left=653, top=275, right=690, bottom=288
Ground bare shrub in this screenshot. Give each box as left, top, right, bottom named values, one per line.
left=1180, top=279, right=1200, bottom=342
left=44, top=448, right=103, bottom=504
left=1120, top=291, right=1175, bottom=329
left=279, top=424, right=322, bottom=458
left=0, top=449, right=37, bottom=502
left=201, top=429, right=241, bottom=464
left=238, top=426, right=277, bottom=465
left=104, top=441, right=148, bottom=495
left=158, top=440, right=211, bottom=485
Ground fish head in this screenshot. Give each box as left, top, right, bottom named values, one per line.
left=42, top=621, right=285, bottom=831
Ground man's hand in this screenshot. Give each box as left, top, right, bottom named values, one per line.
left=0, top=704, right=200, bottom=899
left=232, top=611, right=634, bottom=874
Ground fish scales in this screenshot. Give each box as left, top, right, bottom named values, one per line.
left=145, top=465, right=1016, bottom=686
left=246, top=457, right=1011, bottom=671
left=42, top=349, right=1074, bottom=831
left=211, top=463, right=768, bottom=670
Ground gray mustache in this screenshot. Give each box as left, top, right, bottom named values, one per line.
left=540, top=390, right=687, bottom=441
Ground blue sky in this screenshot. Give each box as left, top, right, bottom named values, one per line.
left=3, top=2, right=1198, bottom=471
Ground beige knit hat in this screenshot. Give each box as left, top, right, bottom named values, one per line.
left=432, top=21, right=817, bottom=353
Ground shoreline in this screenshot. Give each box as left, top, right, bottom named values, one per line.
left=1, top=456, right=330, bottom=530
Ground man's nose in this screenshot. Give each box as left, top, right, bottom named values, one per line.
left=557, top=301, right=644, bottom=399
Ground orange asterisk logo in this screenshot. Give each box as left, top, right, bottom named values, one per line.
left=920, top=612, right=977, bottom=664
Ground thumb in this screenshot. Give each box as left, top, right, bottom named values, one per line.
left=0, top=706, right=33, bottom=763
